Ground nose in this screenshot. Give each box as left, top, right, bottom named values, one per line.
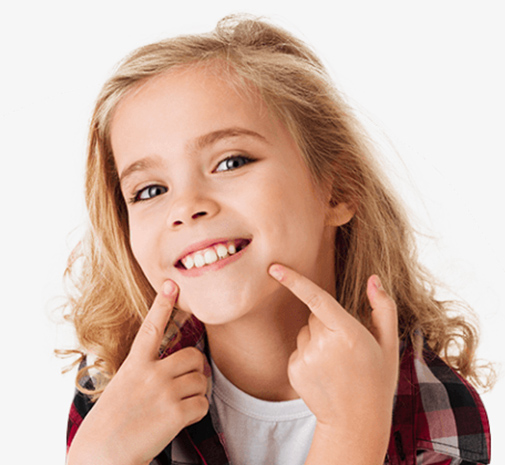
left=166, top=189, right=220, bottom=229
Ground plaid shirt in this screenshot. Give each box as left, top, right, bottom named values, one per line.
left=67, top=317, right=490, bottom=464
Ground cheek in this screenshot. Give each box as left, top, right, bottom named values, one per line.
left=128, top=222, right=159, bottom=284
left=261, top=193, right=327, bottom=261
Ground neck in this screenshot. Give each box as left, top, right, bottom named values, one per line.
left=206, top=228, right=337, bottom=402
left=205, top=285, right=311, bottom=402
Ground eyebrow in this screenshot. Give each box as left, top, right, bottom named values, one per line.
left=119, top=156, right=165, bottom=186
left=190, top=127, right=268, bottom=152
left=119, top=127, right=268, bottom=185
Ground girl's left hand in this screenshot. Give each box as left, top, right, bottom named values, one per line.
left=268, top=264, right=399, bottom=459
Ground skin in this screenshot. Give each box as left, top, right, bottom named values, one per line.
left=67, top=66, right=399, bottom=464
left=270, top=266, right=399, bottom=464
left=67, top=284, right=209, bottom=465
left=113, top=67, right=340, bottom=328
left=112, top=66, right=352, bottom=402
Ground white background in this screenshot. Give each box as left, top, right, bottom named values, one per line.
left=1, top=1, right=503, bottom=463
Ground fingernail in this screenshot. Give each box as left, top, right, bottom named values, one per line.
left=268, top=265, right=284, bottom=281
left=373, top=275, right=383, bottom=291
left=163, top=280, right=176, bottom=296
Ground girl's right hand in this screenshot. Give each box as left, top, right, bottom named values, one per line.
left=67, top=280, right=209, bottom=465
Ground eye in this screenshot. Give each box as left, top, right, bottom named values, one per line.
left=215, top=154, right=255, bottom=172
left=130, top=185, right=168, bottom=203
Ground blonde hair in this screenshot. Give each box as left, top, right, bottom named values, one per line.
left=61, top=15, right=493, bottom=397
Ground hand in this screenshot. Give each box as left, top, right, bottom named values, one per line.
left=268, top=264, right=399, bottom=461
left=67, top=280, right=209, bottom=465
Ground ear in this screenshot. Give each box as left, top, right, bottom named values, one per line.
left=325, top=202, right=355, bottom=227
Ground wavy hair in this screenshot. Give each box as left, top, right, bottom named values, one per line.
left=60, top=15, right=493, bottom=398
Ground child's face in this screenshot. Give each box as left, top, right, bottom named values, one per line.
left=111, top=65, right=338, bottom=324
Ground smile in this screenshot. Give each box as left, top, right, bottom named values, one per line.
left=175, top=238, right=251, bottom=271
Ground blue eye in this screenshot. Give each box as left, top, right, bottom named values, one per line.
left=131, top=185, right=168, bottom=203
left=215, top=155, right=255, bottom=172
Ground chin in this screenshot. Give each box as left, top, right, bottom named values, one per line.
left=176, top=277, right=276, bottom=326
left=178, top=298, right=251, bottom=326
left=177, top=292, right=248, bottom=325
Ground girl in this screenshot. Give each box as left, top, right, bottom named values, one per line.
left=64, top=15, right=491, bottom=465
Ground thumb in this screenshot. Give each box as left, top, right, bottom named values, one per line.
left=367, top=275, right=398, bottom=356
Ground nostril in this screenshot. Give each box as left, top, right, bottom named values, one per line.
left=191, top=211, right=207, bottom=220
left=170, top=211, right=208, bottom=227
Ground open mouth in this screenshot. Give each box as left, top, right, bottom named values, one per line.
left=175, top=238, right=251, bottom=271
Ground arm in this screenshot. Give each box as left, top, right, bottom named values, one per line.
left=67, top=281, right=209, bottom=465
left=269, top=265, right=398, bottom=465
left=304, top=423, right=390, bottom=465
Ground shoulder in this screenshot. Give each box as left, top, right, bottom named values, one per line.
left=387, top=332, right=491, bottom=465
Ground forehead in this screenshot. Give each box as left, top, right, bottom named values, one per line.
left=110, top=64, right=279, bottom=156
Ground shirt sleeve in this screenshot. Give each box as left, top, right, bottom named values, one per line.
left=416, top=449, right=467, bottom=464
left=389, top=334, right=491, bottom=465
left=66, top=361, right=96, bottom=453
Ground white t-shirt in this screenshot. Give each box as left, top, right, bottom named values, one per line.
left=211, top=359, right=317, bottom=465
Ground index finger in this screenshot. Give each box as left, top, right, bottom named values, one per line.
left=268, top=264, right=345, bottom=330
left=129, top=280, right=179, bottom=361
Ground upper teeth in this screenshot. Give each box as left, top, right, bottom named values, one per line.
left=181, top=242, right=238, bottom=270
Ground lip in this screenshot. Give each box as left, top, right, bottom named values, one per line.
left=175, top=238, right=251, bottom=277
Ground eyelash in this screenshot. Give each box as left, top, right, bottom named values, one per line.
left=128, top=154, right=256, bottom=204
left=215, top=154, right=256, bottom=172
left=129, top=185, right=168, bottom=204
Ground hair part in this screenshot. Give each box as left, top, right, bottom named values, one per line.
left=60, top=14, right=494, bottom=398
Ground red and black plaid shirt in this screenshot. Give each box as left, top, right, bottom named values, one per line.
left=67, top=318, right=490, bottom=464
